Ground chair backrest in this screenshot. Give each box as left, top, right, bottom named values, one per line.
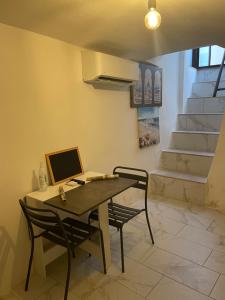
left=19, top=198, right=67, bottom=242
left=113, top=166, right=148, bottom=193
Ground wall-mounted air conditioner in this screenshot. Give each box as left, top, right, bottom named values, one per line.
left=81, top=50, right=139, bottom=88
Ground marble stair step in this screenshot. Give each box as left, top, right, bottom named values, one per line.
left=192, top=80, right=225, bottom=97
left=150, top=170, right=207, bottom=183
left=196, top=67, right=225, bottom=82
left=180, top=113, right=224, bottom=115
left=162, top=149, right=215, bottom=157
left=171, top=131, right=219, bottom=152
left=185, top=96, right=225, bottom=113
left=177, top=113, right=223, bottom=132
left=160, top=149, right=214, bottom=176
left=149, top=170, right=207, bottom=205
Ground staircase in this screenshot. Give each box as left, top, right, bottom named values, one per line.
left=150, top=67, right=225, bottom=205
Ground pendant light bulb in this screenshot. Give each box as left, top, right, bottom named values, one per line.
left=145, top=1, right=161, bottom=30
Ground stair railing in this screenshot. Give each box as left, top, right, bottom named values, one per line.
left=213, top=50, right=225, bottom=97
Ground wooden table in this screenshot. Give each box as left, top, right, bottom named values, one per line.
left=26, top=171, right=137, bottom=278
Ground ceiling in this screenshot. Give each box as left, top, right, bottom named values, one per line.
left=0, top=0, right=224, bottom=61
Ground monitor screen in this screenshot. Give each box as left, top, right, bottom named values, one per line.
left=45, top=147, right=83, bottom=185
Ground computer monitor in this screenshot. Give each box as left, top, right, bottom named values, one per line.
left=45, top=147, right=83, bottom=185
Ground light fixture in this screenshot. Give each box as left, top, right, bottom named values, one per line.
left=145, top=0, right=161, bottom=30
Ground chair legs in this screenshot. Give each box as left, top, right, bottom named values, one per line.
left=25, top=238, right=96, bottom=300
left=64, top=231, right=105, bottom=300
left=25, top=236, right=34, bottom=291
left=89, top=210, right=153, bottom=274
left=119, top=228, right=125, bottom=273
left=71, top=247, right=76, bottom=258
left=64, top=248, right=71, bottom=300
left=117, top=210, right=153, bottom=273
left=145, top=209, right=154, bottom=245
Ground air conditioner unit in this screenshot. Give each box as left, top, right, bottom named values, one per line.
left=81, top=50, right=139, bottom=87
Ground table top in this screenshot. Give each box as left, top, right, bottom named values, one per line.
left=26, top=171, right=103, bottom=202
left=45, top=177, right=137, bottom=216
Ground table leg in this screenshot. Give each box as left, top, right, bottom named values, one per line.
left=98, top=202, right=111, bottom=270
left=33, top=238, right=47, bottom=279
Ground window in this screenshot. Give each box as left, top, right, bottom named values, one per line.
left=211, top=46, right=225, bottom=65
left=199, top=47, right=210, bottom=67
left=192, top=45, right=225, bottom=68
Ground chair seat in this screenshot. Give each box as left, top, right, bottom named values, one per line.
left=90, top=202, right=144, bottom=229
left=41, top=217, right=99, bottom=248
left=63, top=217, right=99, bottom=238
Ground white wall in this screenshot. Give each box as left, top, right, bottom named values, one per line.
left=0, top=23, right=181, bottom=296
left=181, top=50, right=197, bottom=111
left=150, top=52, right=183, bottom=147
left=207, top=114, right=225, bottom=213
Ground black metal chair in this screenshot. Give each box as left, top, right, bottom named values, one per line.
left=89, top=166, right=154, bottom=272
left=19, top=198, right=106, bottom=300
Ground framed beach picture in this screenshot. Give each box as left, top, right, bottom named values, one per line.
left=137, top=107, right=160, bottom=148
left=130, top=62, right=162, bottom=107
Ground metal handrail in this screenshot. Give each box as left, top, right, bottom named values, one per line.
left=213, top=50, right=225, bottom=97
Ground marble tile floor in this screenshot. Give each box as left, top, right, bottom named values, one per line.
left=7, top=197, right=225, bottom=300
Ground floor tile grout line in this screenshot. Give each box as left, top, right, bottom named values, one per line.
left=17, top=254, right=112, bottom=299
left=110, top=220, right=223, bottom=293
left=133, top=212, right=189, bottom=234
left=11, top=290, right=23, bottom=300
left=43, top=246, right=222, bottom=300
left=87, top=261, right=152, bottom=300
left=151, top=210, right=213, bottom=232
left=156, top=228, right=215, bottom=251
left=174, top=227, right=225, bottom=252
left=143, top=245, right=215, bottom=270
left=207, top=219, right=215, bottom=231
left=144, top=275, right=164, bottom=299
left=155, top=244, right=213, bottom=266
left=126, top=239, right=219, bottom=275
left=208, top=273, right=221, bottom=298
left=128, top=246, right=223, bottom=289
left=201, top=261, right=225, bottom=276
left=107, top=253, right=222, bottom=299
left=111, top=273, right=156, bottom=300
left=174, top=223, right=187, bottom=237
left=150, top=196, right=220, bottom=218
left=125, top=250, right=220, bottom=297
left=202, top=248, right=214, bottom=266
left=44, top=261, right=123, bottom=299
left=126, top=249, right=156, bottom=267
left=12, top=278, right=58, bottom=300
left=134, top=212, right=225, bottom=252
left=112, top=252, right=216, bottom=300
left=98, top=277, right=146, bottom=300
left=140, top=263, right=218, bottom=298
left=34, top=282, right=64, bottom=300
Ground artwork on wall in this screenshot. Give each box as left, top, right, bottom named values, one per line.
left=130, top=62, right=162, bottom=107
left=137, top=107, right=160, bottom=148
